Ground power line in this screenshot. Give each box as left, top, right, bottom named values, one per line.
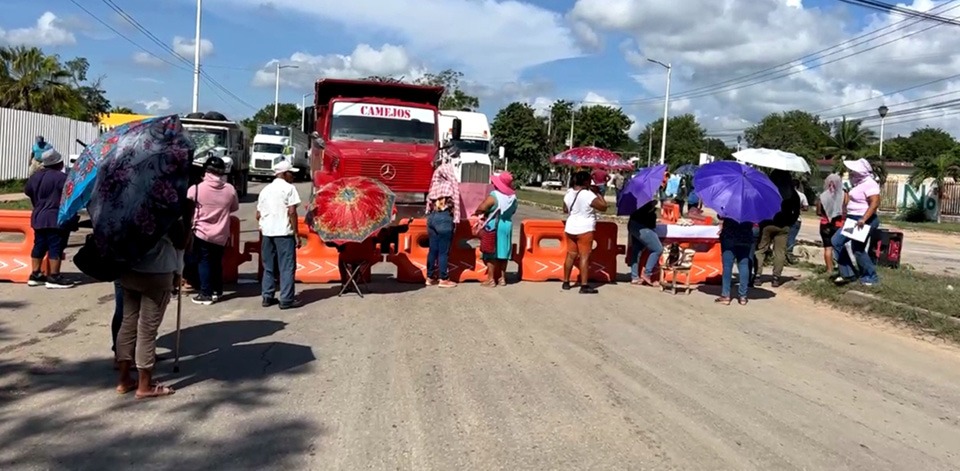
left=837, top=0, right=960, bottom=26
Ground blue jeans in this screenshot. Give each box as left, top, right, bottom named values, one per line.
left=831, top=215, right=880, bottom=284
left=426, top=211, right=454, bottom=280
left=721, top=243, right=752, bottom=298
left=111, top=280, right=123, bottom=352
left=194, top=238, right=225, bottom=297
left=262, top=235, right=297, bottom=304
left=627, top=221, right=663, bottom=279
left=787, top=219, right=802, bottom=254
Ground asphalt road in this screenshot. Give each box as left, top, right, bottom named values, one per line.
left=1, top=181, right=959, bottom=470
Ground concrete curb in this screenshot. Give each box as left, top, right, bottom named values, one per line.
left=0, top=193, right=28, bottom=202
left=846, top=289, right=960, bottom=326
left=518, top=199, right=627, bottom=222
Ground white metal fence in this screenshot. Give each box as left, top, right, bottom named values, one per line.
left=0, top=107, right=100, bottom=180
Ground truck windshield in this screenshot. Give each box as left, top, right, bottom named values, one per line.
left=330, top=116, right=434, bottom=145
left=186, top=129, right=227, bottom=155
left=257, top=124, right=290, bottom=136
left=253, top=143, right=285, bottom=154
left=451, top=139, right=490, bottom=154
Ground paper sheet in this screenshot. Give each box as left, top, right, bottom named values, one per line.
left=840, top=218, right=871, bottom=243
left=458, top=183, right=493, bottom=220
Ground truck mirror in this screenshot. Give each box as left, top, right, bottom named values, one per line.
left=451, top=118, right=462, bottom=141
left=310, top=131, right=325, bottom=149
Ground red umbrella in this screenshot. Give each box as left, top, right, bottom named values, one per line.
left=551, top=146, right=634, bottom=170
left=310, top=177, right=396, bottom=244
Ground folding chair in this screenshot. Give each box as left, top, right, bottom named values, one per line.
left=338, top=259, right=368, bottom=297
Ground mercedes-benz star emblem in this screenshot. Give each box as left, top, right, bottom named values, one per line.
left=380, top=164, right=396, bottom=180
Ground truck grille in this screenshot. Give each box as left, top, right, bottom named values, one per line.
left=254, top=159, right=273, bottom=169
left=460, top=163, right=491, bottom=184
left=342, top=158, right=428, bottom=192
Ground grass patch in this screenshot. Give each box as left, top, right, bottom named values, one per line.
left=0, top=201, right=31, bottom=211
left=883, top=219, right=960, bottom=235
left=796, top=265, right=960, bottom=342
left=517, top=189, right=564, bottom=209
left=0, top=179, right=26, bottom=195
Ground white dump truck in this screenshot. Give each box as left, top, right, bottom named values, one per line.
left=439, top=110, right=492, bottom=184
left=181, top=111, right=250, bottom=197
left=250, top=124, right=310, bottom=181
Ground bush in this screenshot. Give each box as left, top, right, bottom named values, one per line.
left=0, top=179, right=26, bottom=195
left=897, top=203, right=929, bottom=223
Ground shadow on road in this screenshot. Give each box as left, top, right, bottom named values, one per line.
left=697, top=284, right=777, bottom=300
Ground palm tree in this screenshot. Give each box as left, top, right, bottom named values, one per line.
left=823, top=117, right=878, bottom=154
left=909, top=152, right=960, bottom=223
left=0, top=46, right=75, bottom=114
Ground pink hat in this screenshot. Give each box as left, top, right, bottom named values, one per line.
left=842, top=158, right=873, bottom=175
left=491, top=171, right=515, bottom=196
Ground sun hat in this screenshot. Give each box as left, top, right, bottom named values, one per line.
left=41, top=148, right=63, bottom=167
left=491, top=171, right=515, bottom=196
left=842, top=158, right=873, bottom=175
left=273, top=160, right=299, bottom=175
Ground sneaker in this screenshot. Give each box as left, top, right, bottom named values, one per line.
left=27, top=272, right=46, bottom=287
left=212, top=293, right=222, bottom=303
left=438, top=280, right=457, bottom=288
left=425, top=278, right=438, bottom=287
left=579, top=285, right=599, bottom=294
left=262, top=297, right=279, bottom=308
left=45, top=275, right=75, bottom=289
left=561, top=281, right=572, bottom=291
left=192, top=294, right=214, bottom=306
left=279, top=299, right=304, bottom=310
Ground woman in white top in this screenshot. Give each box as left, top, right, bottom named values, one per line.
left=562, top=171, right=608, bottom=293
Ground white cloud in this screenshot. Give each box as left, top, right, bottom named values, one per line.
left=0, top=12, right=75, bottom=47
left=172, top=36, right=214, bottom=60
left=252, top=43, right=426, bottom=89
left=137, top=97, right=172, bottom=113
left=132, top=51, right=166, bottom=67
left=220, top=0, right=581, bottom=82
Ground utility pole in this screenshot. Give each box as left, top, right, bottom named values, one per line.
left=274, top=63, right=299, bottom=124
left=647, top=129, right=653, bottom=167
left=568, top=106, right=576, bottom=149
left=647, top=58, right=672, bottom=166
left=191, top=0, right=202, bottom=113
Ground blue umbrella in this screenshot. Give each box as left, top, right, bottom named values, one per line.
left=617, top=164, right=667, bottom=215
left=58, top=116, right=165, bottom=226
left=674, top=163, right=698, bottom=176
left=693, top=161, right=782, bottom=223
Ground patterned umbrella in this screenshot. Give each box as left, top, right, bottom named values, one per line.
left=310, top=176, right=396, bottom=244
left=58, top=116, right=166, bottom=226
left=550, top=146, right=634, bottom=170
left=674, top=164, right=698, bottom=176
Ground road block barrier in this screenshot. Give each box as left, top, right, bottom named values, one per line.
left=221, top=216, right=250, bottom=283
left=625, top=232, right=723, bottom=285
left=0, top=211, right=34, bottom=283
left=391, top=219, right=496, bottom=283
left=517, top=220, right=623, bottom=282
left=660, top=203, right=680, bottom=223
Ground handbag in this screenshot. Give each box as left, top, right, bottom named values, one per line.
left=479, top=209, right=500, bottom=254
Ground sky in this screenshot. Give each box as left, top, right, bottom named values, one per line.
left=2, top=0, right=960, bottom=145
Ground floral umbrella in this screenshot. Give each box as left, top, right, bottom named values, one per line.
left=85, top=115, right=195, bottom=263
left=58, top=116, right=166, bottom=226
left=310, top=176, right=397, bottom=244
left=550, top=146, right=634, bottom=170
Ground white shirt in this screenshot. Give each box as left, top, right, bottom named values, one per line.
left=797, top=189, right=809, bottom=209
left=257, top=178, right=301, bottom=237
left=563, top=188, right=598, bottom=235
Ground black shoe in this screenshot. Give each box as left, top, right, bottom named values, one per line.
left=192, top=294, right=214, bottom=306
left=262, top=297, right=279, bottom=308
left=771, top=277, right=782, bottom=288
left=579, top=285, right=598, bottom=294
left=27, top=272, right=46, bottom=287
left=279, top=299, right=303, bottom=310
left=561, top=281, right=572, bottom=291
left=45, top=275, right=75, bottom=289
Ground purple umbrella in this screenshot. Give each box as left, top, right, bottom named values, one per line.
left=693, top=161, right=782, bottom=223
left=617, top=164, right=667, bottom=215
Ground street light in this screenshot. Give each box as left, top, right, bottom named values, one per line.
left=191, top=0, right=202, bottom=113
left=301, top=92, right=314, bottom=132
left=878, top=105, right=889, bottom=158
left=274, top=62, right=299, bottom=124
left=648, top=58, right=672, bottom=166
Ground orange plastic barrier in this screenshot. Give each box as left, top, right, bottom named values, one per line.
left=626, top=232, right=723, bottom=285
left=0, top=210, right=34, bottom=283
left=221, top=216, right=250, bottom=283
left=250, top=218, right=378, bottom=284
left=391, top=219, right=496, bottom=283
left=660, top=203, right=680, bottom=223
left=517, top=220, right=623, bottom=282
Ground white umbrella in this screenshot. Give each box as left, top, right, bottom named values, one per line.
left=733, top=148, right=811, bottom=173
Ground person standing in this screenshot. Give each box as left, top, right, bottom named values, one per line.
left=591, top=168, right=609, bottom=197
left=786, top=179, right=809, bottom=263
left=626, top=200, right=663, bottom=286
left=28, top=136, right=53, bottom=175
left=187, top=157, right=239, bottom=305
left=716, top=217, right=756, bottom=305
left=611, top=171, right=625, bottom=205
left=425, top=154, right=460, bottom=288
left=754, top=170, right=801, bottom=288
left=24, top=148, right=74, bottom=289
left=832, top=159, right=882, bottom=286
left=562, top=171, right=607, bottom=294
left=257, top=161, right=302, bottom=309
left=817, top=174, right=845, bottom=276
left=474, top=171, right=518, bottom=287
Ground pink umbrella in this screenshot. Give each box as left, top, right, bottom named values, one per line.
left=551, top=146, right=634, bottom=170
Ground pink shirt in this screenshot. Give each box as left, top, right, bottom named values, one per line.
left=188, top=173, right=240, bottom=246
left=846, top=178, right=880, bottom=216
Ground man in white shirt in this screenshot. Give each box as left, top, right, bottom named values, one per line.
left=787, top=179, right=809, bottom=264
left=257, top=161, right=302, bottom=309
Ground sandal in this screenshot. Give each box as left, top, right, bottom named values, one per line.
left=714, top=297, right=731, bottom=305
left=135, top=383, right=175, bottom=400
left=738, top=297, right=748, bottom=305
left=498, top=278, right=507, bottom=287
left=630, top=279, right=643, bottom=286
left=481, top=280, right=497, bottom=288
left=116, top=381, right=138, bottom=395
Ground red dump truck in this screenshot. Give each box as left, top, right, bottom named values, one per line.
left=306, top=78, right=463, bottom=222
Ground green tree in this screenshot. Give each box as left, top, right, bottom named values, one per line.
left=703, top=137, right=734, bottom=160
left=543, top=100, right=574, bottom=156
left=415, top=69, right=480, bottom=110
left=909, top=151, right=960, bottom=222
left=901, top=127, right=957, bottom=162
left=490, top=102, right=548, bottom=181
left=743, top=110, right=830, bottom=161
left=240, top=103, right=302, bottom=136
left=109, top=106, right=135, bottom=114
left=573, top=105, right=633, bottom=150
left=637, top=114, right=707, bottom=169
left=824, top=117, right=877, bottom=156
left=0, top=46, right=76, bottom=116
left=61, top=57, right=110, bottom=122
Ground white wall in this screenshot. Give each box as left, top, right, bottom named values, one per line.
left=0, top=107, right=100, bottom=180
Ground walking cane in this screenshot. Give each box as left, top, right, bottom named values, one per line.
left=173, top=280, right=182, bottom=373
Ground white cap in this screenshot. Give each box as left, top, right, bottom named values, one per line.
left=273, top=160, right=299, bottom=175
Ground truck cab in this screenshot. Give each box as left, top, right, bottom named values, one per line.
left=251, top=124, right=310, bottom=181
left=439, top=110, right=492, bottom=184
left=181, top=112, right=250, bottom=197
left=305, top=79, right=447, bottom=221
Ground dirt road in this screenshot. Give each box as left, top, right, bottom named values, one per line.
left=1, top=182, right=959, bottom=470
